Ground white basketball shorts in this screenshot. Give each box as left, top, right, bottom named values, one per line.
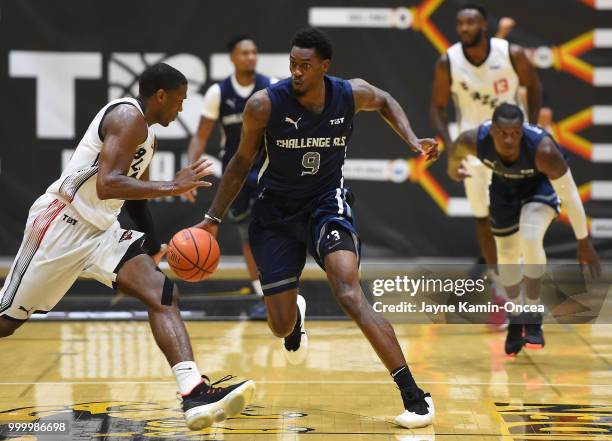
left=0, top=194, right=144, bottom=320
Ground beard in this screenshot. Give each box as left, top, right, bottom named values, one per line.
left=291, top=84, right=306, bottom=96
left=462, top=31, right=484, bottom=48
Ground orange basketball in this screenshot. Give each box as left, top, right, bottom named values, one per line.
left=167, top=228, right=220, bottom=282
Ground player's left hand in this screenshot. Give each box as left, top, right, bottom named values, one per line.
left=418, top=138, right=440, bottom=161
left=577, top=238, right=601, bottom=279
left=152, top=243, right=167, bottom=266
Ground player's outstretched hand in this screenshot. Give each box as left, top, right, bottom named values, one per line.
left=152, top=243, right=167, bottom=266
left=193, top=217, right=219, bottom=238
left=419, top=138, right=440, bottom=161
left=577, top=238, right=601, bottom=279
left=172, top=158, right=214, bottom=196
left=448, top=159, right=471, bottom=182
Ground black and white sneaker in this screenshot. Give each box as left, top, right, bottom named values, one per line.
left=283, top=294, right=308, bottom=365
left=394, top=387, right=435, bottom=428
left=179, top=375, right=255, bottom=431
left=524, top=312, right=545, bottom=349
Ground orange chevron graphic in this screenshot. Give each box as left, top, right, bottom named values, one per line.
left=410, top=0, right=449, bottom=53
left=579, top=0, right=599, bottom=9
left=551, top=107, right=593, bottom=160
left=405, top=139, right=452, bottom=213
left=551, top=30, right=594, bottom=83
left=409, top=155, right=449, bottom=211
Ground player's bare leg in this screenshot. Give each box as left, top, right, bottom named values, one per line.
left=116, top=254, right=254, bottom=430
left=324, top=250, right=405, bottom=370
left=324, top=249, right=434, bottom=428
left=116, top=254, right=193, bottom=365
left=263, top=289, right=298, bottom=337
left=263, top=288, right=307, bottom=364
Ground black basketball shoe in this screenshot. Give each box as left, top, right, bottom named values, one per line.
left=179, top=375, right=255, bottom=430
left=283, top=294, right=308, bottom=364
left=524, top=312, right=545, bottom=349
left=394, top=387, right=435, bottom=428
left=505, top=313, right=525, bottom=356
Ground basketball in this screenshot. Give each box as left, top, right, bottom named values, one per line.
left=167, top=228, right=220, bottom=282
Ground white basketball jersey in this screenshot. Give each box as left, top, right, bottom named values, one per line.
left=46, top=98, right=156, bottom=230
left=448, top=38, right=521, bottom=132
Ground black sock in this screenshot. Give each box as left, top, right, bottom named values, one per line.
left=294, top=304, right=301, bottom=330
left=283, top=305, right=302, bottom=350
left=391, top=365, right=418, bottom=392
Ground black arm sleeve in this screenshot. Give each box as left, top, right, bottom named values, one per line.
left=123, top=199, right=161, bottom=255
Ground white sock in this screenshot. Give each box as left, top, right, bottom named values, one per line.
left=172, top=361, right=203, bottom=395
left=524, top=296, right=541, bottom=306
left=508, top=296, right=523, bottom=317
left=252, top=280, right=264, bottom=297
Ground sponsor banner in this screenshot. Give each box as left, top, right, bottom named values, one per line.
left=1, top=1, right=611, bottom=257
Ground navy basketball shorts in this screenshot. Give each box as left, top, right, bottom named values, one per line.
left=489, top=176, right=560, bottom=237
left=249, top=188, right=361, bottom=295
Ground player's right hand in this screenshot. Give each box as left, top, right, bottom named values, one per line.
left=577, top=238, right=601, bottom=279
left=448, top=159, right=471, bottom=182
left=193, top=218, right=219, bottom=238
left=172, top=158, right=214, bottom=196
left=418, top=138, right=440, bottom=161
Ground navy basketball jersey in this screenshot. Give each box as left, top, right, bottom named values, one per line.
left=259, top=75, right=355, bottom=199
left=476, top=121, right=565, bottom=184
left=218, top=73, right=271, bottom=170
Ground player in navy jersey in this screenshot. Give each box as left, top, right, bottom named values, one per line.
left=195, top=28, right=439, bottom=428
left=187, top=36, right=272, bottom=306
left=450, top=103, right=600, bottom=355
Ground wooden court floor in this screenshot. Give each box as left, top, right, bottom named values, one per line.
left=0, top=321, right=609, bottom=440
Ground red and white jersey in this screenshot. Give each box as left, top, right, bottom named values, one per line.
left=448, top=37, right=521, bottom=132
left=46, top=97, right=155, bottom=230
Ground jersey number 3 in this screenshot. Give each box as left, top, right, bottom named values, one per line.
left=301, top=152, right=321, bottom=176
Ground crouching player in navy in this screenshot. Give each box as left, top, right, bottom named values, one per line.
left=450, top=103, right=601, bottom=356
left=194, top=28, right=439, bottom=428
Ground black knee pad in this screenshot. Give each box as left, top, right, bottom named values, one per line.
left=161, top=277, right=175, bottom=306
left=319, top=223, right=357, bottom=261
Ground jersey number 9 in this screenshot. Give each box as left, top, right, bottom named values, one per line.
left=301, top=152, right=321, bottom=176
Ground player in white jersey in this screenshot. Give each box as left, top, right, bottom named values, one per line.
left=0, top=63, right=255, bottom=430
left=430, top=4, right=542, bottom=326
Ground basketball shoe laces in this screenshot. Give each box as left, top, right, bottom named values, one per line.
left=177, top=374, right=237, bottom=401
left=399, top=387, right=431, bottom=415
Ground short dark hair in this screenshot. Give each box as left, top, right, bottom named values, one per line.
left=138, top=63, right=187, bottom=98
left=227, top=35, right=255, bottom=52
left=291, top=27, right=333, bottom=60
left=492, top=103, right=524, bottom=124
left=458, top=3, right=488, bottom=20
